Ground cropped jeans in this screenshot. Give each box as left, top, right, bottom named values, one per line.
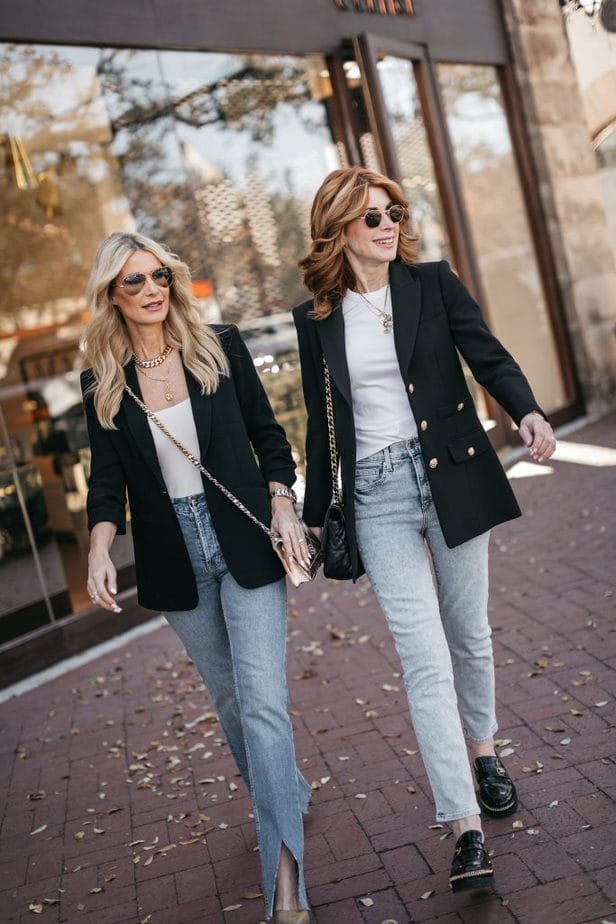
left=163, top=493, right=311, bottom=917
left=354, top=439, right=497, bottom=822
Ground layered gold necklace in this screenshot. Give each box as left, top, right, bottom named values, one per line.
left=357, top=285, right=393, bottom=333
left=132, top=343, right=173, bottom=369
left=134, top=345, right=174, bottom=402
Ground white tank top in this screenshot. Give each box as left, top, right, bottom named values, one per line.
left=342, top=286, right=418, bottom=460
left=147, top=399, right=204, bottom=498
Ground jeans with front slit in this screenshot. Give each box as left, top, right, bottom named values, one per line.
left=163, top=493, right=310, bottom=916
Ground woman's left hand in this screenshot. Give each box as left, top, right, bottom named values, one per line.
left=271, top=497, right=311, bottom=568
left=519, top=412, right=556, bottom=462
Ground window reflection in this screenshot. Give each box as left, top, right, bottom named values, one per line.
left=437, top=64, right=567, bottom=413
left=374, top=56, right=450, bottom=262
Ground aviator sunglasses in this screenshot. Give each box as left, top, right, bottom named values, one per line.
left=359, top=204, right=406, bottom=229
left=113, top=266, right=173, bottom=295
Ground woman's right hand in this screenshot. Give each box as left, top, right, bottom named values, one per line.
left=87, top=522, right=121, bottom=612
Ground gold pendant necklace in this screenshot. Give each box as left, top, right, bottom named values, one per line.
left=136, top=365, right=174, bottom=402
left=358, top=285, right=393, bottom=333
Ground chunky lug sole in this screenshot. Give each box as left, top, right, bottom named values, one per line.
left=450, top=867, right=496, bottom=893
left=478, top=792, right=518, bottom=818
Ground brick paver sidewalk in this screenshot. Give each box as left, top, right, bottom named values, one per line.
left=1, top=415, right=615, bottom=924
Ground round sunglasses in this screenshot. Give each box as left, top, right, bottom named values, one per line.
left=359, top=204, right=406, bottom=229
left=114, top=266, right=173, bottom=295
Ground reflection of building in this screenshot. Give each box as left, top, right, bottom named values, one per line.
left=0, top=0, right=615, bottom=681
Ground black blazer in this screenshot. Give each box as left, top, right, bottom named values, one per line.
left=293, top=260, right=545, bottom=580
left=81, top=324, right=295, bottom=610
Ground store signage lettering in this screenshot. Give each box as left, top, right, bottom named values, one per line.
left=334, top=0, right=414, bottom=14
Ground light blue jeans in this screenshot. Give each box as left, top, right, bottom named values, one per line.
left=354, top=439, right=497, bottom=822
left=163, top=493, right=311, bottom=916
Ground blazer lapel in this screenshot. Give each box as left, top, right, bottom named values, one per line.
left=316, top=298, right=353, bottom=408
left=390, top=260, right=421, bottom=377
left=122, top=362, right=167, bottom=490
left=186, top=368, right=212, bottom=461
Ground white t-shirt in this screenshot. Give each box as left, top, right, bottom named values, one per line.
left=342, top=286, right=418, bottom=460
left=147, top=399, right=204, bottom=498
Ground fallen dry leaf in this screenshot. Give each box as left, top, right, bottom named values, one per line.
left=29, top=825, right=47, bottom=836
left=28, top=902, right=43, bottom=914
left=359, top=896, right=374, bottom=907
left=420, top=890, right=434, bottom=900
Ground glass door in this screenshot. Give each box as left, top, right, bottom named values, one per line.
left=339, top=33, right=576, bottom=445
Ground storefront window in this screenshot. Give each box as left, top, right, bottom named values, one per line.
left=371, top=56, right=449, bottom=262
left=437, top=64, right=568, bottom=414
left=0, top=43, right=342, bottom=639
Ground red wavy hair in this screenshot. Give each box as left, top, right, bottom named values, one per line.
left=299, top=166, right=419, bottom=319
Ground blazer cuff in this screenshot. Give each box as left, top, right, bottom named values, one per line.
left=262, top=466, right=296, bottom=488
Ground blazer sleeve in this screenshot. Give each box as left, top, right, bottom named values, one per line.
left=80, top=371, right=127, bottom=534
left=437, top=261, right=546, bottom=425
left=224, top=326, right=296, bottom=487
left=293, top=306, right=332, bottom=527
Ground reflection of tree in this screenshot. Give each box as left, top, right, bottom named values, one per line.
left=0, top=45, right=111, bottom=327
left=437, top=65, right=500, bottom=120
left=97, top=52, right=317, bottom=142
left=96, top=51, right=324, bottom=292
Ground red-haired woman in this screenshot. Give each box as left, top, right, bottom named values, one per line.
left=293, top=167, right=555, bottom=893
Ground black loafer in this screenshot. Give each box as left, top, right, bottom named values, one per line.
left=474, top=756, right=518, bottom=818
left=449, top=830, right=495, bottom=892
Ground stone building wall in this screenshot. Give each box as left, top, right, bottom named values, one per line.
left=501, top=0, right=616, bottom=411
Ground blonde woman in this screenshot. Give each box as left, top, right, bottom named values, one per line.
left=82, top=232, right=310, bottom=923
left=293, top=168, right=555, bottom=893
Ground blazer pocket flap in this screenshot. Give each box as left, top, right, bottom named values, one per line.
left=437, top=399, right=468, bottom=418
left=447, top=428, right=491, bottom=463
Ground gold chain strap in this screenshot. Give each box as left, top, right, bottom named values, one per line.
left=322, top=358, right=342, bottom=505
left=124, top=385, right=273, bottom=539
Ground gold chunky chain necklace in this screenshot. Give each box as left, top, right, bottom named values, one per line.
left=132, top=343, right=173, bottom=369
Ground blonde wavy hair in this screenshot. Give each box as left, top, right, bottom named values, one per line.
left=83, top=232, right=229, bottom=429
left=299, top=167, right=419, bottom=319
